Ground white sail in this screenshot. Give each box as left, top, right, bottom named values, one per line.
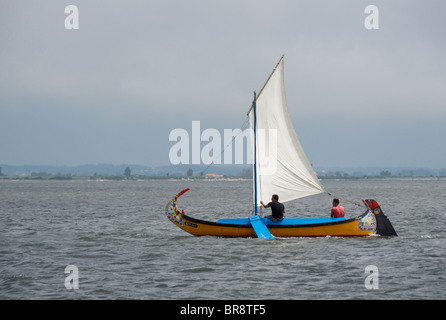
left=248, top=56, right=324, bottom=207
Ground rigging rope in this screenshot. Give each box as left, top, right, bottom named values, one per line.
left=182, top=116, right=252, bottom=213
left=181, top=117, right=250, bottom=186
left=198, top=116, right=250, bottom=177
left=324, top=190, right=363, bottom=208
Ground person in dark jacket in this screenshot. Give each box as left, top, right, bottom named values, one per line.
left=261, top=194, right=285, bottom=221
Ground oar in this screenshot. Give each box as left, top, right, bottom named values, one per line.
left=249, top=215, right=274, bottom=239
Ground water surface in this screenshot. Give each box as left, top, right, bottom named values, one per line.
left=1, top=179, right=444, bottom=299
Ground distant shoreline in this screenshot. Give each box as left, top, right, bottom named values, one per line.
left=2, top=164, right=445, bottom=179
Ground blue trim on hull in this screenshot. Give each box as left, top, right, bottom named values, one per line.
left=217, top=217, right=346, bottom=226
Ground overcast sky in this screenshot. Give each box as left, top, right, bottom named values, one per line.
left=1, top=0, right=445, bottom=168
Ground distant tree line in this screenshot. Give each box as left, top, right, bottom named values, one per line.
left=2, top=165, right=446, bottom=179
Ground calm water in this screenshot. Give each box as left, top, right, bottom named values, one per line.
left=0, top=179, right=445, bottom=300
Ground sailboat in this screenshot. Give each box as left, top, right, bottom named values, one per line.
left=164, top=56, right=397, bottom=238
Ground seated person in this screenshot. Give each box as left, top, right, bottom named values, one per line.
left=260, top=194, right=285, bottom=221
left=331, top=198, right=345, bottom=218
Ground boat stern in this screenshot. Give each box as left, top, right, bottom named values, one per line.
left=363, top=199, right=398, bottom=236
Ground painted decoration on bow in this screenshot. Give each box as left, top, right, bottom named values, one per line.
left=165, top=188, right=190, bottom=227
left=359, top=210, right=376, bottom=231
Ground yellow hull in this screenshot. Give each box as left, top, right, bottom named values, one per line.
left=178, top=214, right=375, bottom=238
left=164, top=189, right=388, bottom=238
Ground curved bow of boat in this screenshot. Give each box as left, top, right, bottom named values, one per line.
left=165, top=188, right=190, bottom=229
